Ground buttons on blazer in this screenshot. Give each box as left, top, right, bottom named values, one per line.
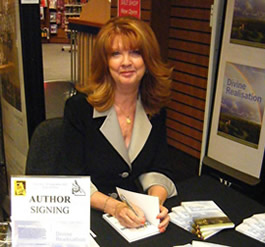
left=109, top=192, right=118, bottom=199
left=120, top=172, right=129, bottom=178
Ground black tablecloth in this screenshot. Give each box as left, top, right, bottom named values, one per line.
left=91, top=175, right=265, bottom=247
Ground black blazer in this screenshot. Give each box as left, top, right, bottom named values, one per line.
left=60, top=93, right=176, bottom=198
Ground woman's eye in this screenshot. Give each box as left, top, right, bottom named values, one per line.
left=130, top=50, right=141, bottom=56
left=111, top=51, right=120, bottom=57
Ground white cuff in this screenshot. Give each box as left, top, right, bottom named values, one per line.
left=139, top=172, right=177, bottom=198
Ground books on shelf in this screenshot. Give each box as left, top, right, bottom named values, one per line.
left=102, top=187, right=160, bottom=243
left=235, top=213, right=265, bottom=244
left=169, top=200, right=235, bottom=240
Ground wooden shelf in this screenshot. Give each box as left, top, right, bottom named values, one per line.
left=40, top=1, right=84, bottom=44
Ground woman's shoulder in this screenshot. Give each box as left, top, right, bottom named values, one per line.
left=65, top=91, right=93, bottom=115
left=67, top=91, right=87, bottom=102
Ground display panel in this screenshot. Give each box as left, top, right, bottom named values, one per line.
left=207, top=0, right=265, bottom=178
left=0, top=0, right=29, bottom=175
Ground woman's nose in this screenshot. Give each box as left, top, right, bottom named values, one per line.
left=121, top=53, right=132, bottom=66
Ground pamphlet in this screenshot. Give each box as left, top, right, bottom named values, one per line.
left=102, top=187, right=160, bottom=242
left=235, top=213, right=265, bottom=244
left=11, top=176, right=91, bottom=247
left=169, top=201, right=234, bottom=240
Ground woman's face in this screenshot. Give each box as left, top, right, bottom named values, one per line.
left=108, top=35, right=146, bottom=89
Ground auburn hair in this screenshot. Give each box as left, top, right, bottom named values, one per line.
left=78, top=16, right=173, bottom=116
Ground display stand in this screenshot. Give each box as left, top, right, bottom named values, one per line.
left=200, top=0, right=265, bottom=204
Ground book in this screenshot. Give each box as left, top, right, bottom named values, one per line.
left=102, top=214, right=159, bottom=243
left=235, top=213, right=265, bottom=244
left=194, top=216, right=234, bottom=232
left=102, top=187, right=160, bottom=242
left=191, top=228, right=221, bottom=240
left=170, top=200, right=234, bottom=240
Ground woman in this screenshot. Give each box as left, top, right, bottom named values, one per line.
left=62, top=16, right=177, bottom=232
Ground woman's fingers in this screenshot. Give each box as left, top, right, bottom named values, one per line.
left=115, top=202, right=146, bottom=228
left=157, top=205, right=170, bottom=232
left=115, top=202, right=170, bottom=232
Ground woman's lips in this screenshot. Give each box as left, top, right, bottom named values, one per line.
left=120, top=71, right=135, bottom=77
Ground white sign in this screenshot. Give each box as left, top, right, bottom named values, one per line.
left=11, top=176, right=91, bottom=247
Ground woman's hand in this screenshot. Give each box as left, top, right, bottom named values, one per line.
left=147, top=185, right=170, bottom=232
left=114, top=202, right=146, bottom=228
left=157, top=204, right=170, bottom=233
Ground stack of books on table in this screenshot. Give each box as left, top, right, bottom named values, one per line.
left=235, top=213, right=265, bottom=244
left=169, top=200, right=235, bottom=240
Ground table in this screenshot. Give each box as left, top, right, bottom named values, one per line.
left=91, top=175, right=265, bottom=247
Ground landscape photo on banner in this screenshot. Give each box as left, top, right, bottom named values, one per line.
left=218, top=62, right=265, bottom=149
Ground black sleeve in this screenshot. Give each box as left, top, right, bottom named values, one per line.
left=149, top=108, right=176, bottom=183
left=58, top=93, right=91, bottom=175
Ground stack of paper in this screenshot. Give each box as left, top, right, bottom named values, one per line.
left=235, top=213, right=265, bottom=244
left=169, top=200, right=234, bottom=240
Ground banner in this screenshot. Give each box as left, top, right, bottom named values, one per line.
left=0, top=0, right=29, bottom=175
left=207, top=0, right=265, bottom=178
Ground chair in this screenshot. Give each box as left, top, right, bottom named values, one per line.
left=25, top=118, right=64, bottom=175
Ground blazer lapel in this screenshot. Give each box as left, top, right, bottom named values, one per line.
left=128, top=99, right=152, bottom=163
left=94, top=107, right=131, bottom=167
left=93, top=98, right=152, bottom=167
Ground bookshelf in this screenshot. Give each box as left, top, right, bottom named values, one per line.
left=40, top=0, right=87, bottom=44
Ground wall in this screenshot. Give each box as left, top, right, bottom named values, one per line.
left=167, top=1, right=213, bottom=159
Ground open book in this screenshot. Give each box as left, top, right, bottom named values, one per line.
left=102, top=187, right=160, bottom=242
left=169, top=200, right=234, bottom=240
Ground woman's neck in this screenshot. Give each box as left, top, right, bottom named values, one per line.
left=114, top=89, right=138, bottom=108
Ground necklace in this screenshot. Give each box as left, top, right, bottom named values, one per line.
left=114, top=103, right=135, bottom=125
left=125, top=117, right=131, bottom=124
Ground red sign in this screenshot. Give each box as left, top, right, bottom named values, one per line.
left=118, top=0, right=141, bottom=19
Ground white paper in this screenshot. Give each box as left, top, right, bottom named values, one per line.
left=116, top=187, right=160, bottom=226
left=192, top=241, right=231, bottom=247
left=236, top=213, right=265, bottom=243
left=169, top=206, right=193, bottom=232
left=11, top=176, right=91, bottom=247
left=180, top=200, right=227, bottom=219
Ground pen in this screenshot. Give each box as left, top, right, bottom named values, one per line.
left=120, top=194, right=139, bottom=216
left=120, top=194, right=147, bottom=227
left=90, top=230, right=97, bottom=238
